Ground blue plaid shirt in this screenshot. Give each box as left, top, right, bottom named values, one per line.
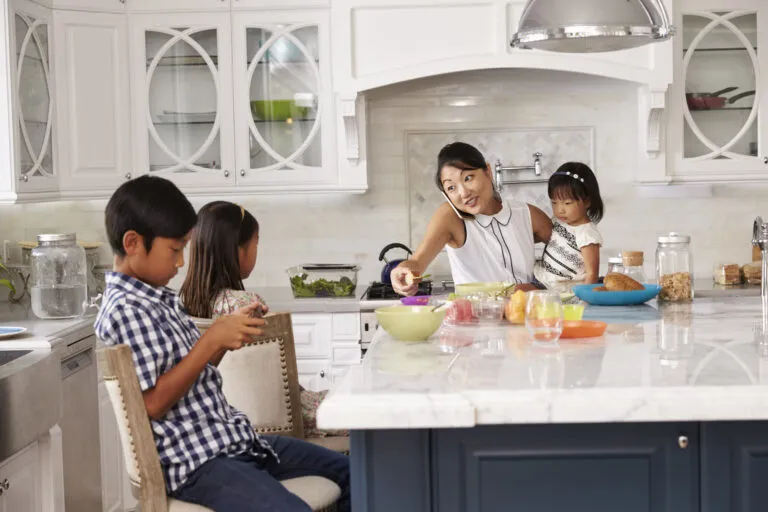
left=94, top=272, right=277, bottom=492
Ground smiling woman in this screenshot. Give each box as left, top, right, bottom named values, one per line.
left=391, top=142, right=553, bottom=295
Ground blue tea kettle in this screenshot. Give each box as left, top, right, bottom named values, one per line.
left=379, top=243, right=413, bottom=285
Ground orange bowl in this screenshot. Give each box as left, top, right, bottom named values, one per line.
left=561, top=320, right=607, bottom=339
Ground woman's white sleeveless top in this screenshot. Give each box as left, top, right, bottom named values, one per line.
left=446, top=200, right=535, bottom=285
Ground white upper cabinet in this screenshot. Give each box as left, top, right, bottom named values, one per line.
left=54, top=11, right=132, bottom=197
left=10, top=0, right=57, bottom=201
left=231, top=10, right=336, bottom=190
left=130, top=13, right=236, bottom=190
left=666, top=0, right=768, bottom=182
left=128, top=0, right=232, bottom=13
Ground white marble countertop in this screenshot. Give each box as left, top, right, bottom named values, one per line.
left=318, top=297, right=768, bottom=429
left=0, top=300, right=94, bottom=350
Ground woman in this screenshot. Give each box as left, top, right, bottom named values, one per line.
left=392, top=142, right=552, bottom=295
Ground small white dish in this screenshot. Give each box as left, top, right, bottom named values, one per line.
left=0, top=326, right=27, bottom=339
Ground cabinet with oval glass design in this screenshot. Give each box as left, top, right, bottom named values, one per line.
left=12, top=0, right=57, bottom=198
left=130, top=13, right=236, bottom=190
left=232, top=11, right=333, bottom=187
left=670, top=0, right=768, bottom=181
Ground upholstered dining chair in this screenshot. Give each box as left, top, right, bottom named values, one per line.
left=192, top=312, right=350, bottom=455
left=98, top=343, right=340, bottom=512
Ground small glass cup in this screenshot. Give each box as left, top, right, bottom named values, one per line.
left=525, top=291, right=564, bottom=346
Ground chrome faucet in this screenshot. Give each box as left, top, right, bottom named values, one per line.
left=753, top=216, right=768, bottom=337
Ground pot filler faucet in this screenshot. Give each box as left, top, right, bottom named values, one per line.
left=752, top=217, right=768, bottom=336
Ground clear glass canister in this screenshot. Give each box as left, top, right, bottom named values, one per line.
left=656, top=233, right=693, bottom=302
left=621, top=251, right=648, bottom=283
left=606, top=255, right=623, bottom=275
left=30, top=233, right=88, bottom=319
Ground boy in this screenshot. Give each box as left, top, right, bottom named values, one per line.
left=94, top=175, right=349, bottom=512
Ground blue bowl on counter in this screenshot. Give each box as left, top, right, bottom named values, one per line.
left=573, top=284, right=662, bottom=306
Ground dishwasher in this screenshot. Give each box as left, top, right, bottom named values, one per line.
left=58, top=333, right=103, bottom=512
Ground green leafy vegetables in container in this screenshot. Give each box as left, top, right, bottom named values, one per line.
left=290, top=273, right=356, bottom=298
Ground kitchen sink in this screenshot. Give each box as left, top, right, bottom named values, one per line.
left=0, top=350, right=32, bottom=367
left=0, top=349, right=62, bottom=460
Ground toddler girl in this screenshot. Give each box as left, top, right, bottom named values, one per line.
left=534, top=162, right=604, bottom=287
left=180, top=201, right=347, bottom=439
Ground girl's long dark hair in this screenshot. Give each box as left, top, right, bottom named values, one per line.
left=180, top=201, right=259, bottom=318
left=548, top=162, right=604, bottom=223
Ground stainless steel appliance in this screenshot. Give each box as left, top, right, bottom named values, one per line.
left=57, top=333, right=102, bottom=512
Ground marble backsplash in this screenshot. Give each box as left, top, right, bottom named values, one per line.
left=407, top=127, right=593, bottom=277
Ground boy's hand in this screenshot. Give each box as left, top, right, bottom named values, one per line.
left=206, top=304, right=266, bottom=351
left=235, top=300, right=268, bottom=318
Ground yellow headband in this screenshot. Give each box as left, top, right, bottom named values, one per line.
left=238, top=205, right=244, bottom=220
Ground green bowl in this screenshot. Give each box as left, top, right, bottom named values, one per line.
left=375, top=306, right=447, bottom=342
left=250, top=100, right=310, bottom=121
left=455, top=282, right=513, bottom=296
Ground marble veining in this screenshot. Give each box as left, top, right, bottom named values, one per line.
left=317, top=297, right=768, bottom=429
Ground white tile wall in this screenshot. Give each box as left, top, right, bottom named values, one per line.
left=0, top=68, right=763, bottom=290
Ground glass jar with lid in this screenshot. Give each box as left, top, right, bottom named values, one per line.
left=656, top=233, right=693, bottom=302
left=30, top=233, right=88, bottom=319
left=621, top=251, right=648, bottom=284
left=606, top=254, right=623, bottom=275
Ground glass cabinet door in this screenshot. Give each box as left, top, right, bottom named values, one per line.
left=234, top=14, right=331, bottom=185
left=681, top=11, right=761, bottom=167
left=14, top=8, right=53, bottom=188
left=137, top=16, right=234, bottom=186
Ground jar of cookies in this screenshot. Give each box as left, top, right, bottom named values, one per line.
left=656, top=233, right=693, bottom=302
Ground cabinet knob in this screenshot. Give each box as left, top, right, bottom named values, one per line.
left=224, top=170, right=230, bottom=178
left=1, top=478, right=9, bottom=490
left=320, top=369, right=326, bottom=378
left=19, top=175, right=28, bottom=183
left=240, top=169, right=246, bottom=177
left=678, top=435, right=689, bottom=449
left=764, top=156, right=768, bottom=165
left=124, top=173, right=132, bottom=180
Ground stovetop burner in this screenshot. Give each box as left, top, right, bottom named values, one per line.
left=364, top=281, right=432, bottom=300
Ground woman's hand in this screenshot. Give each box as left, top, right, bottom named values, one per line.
left=513, top=283, right=540, bottom=293
left=391, top=263, right=421, bottom=296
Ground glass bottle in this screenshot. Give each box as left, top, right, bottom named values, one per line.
left=30, top=233, right=88, bottom=319
left=656, top=233, right=693, bottom=302
left=621, top=251, right=648, bottom=283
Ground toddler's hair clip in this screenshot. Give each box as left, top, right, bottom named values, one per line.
left=557, top=170, right=585, bottom=183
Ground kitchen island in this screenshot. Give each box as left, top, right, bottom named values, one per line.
left=317, top=297, right=768, bottom=512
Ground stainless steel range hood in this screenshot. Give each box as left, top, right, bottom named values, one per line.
left=511, top=0, right=675, bottom=53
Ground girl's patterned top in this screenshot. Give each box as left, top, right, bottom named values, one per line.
left=534, top=220, right=603, bottom=286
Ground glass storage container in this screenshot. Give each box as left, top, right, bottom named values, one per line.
left=621, top=251, right=648, bottom=284
left=656, top=233, right=693, bottom=302
left=606, top=255, right=623, bottom=275
left=30, top=233, right=88, bottom=319
left=287, top=264, right=359, bottom=298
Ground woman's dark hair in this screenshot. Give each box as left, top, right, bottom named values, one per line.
left=434, top=142, right=491, bottom=218
left=547, top=162, right=604, bottom=223
left=180, top=201, right=259, bottom=318
left=105, top=175, right=197, bottom=256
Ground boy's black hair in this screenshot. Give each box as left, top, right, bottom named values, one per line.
left=548, top=161, right=604, bottom=223
left=105, top=175, right=197, bottom=256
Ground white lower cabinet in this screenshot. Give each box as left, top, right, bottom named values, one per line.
left=0, top=442, right=41, bottom=512
left=297, top=358, right=332, bottom=392
left=98, top=379, right=137, bottom=512
left=292, top=312, right=361, bottom=392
